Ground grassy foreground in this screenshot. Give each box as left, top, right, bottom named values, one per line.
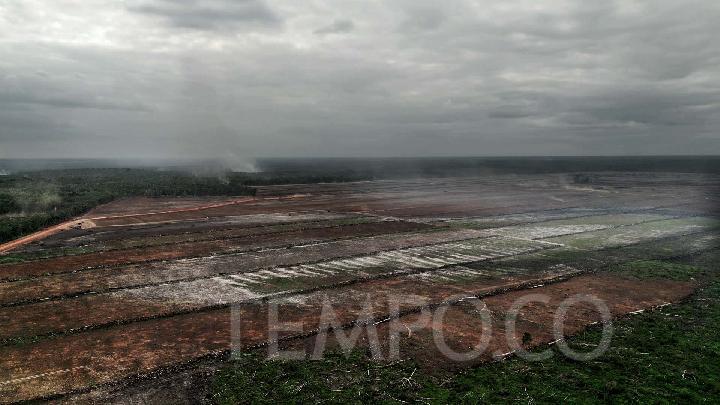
left=211, top=255, right=720, bottom=404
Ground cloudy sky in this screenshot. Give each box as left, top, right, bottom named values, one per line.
left=1, top=0, right=719, bottom=159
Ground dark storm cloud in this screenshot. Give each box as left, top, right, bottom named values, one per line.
left=0, top=0, right=719, bottom=159
left=127, top=0, right=280, bottom=30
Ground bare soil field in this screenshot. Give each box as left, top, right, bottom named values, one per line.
left=0, top=173, right=718, bottom=402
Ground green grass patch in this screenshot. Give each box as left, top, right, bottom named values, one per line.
left=0, top=246, right=96, bottom=265
left=609, top=260, right=706, bottom=281
left=212, top=350, right=429, bottom=404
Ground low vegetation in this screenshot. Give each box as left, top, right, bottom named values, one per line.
left=0, top=193, right=20, bottom=215
left=609, top=259, right=708, bottom=281
left=212, top=350, right=428, bottom=404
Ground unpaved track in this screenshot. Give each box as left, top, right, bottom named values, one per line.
left=87, top=197, right=257, bottom=221
left=0, top=219, right=91, bottom=254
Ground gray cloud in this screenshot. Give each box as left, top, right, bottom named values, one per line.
left=127, top=0, right=280, bottom=30
left=0, top=86, right=148, bottom=112
left=400, top=7, right=445, bottom=32
left=314, top=19, right=354, bottom=35
left=0, top=0, right=719, bottom=159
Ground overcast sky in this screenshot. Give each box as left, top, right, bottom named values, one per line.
left=1, top=0, right=719, bottom=159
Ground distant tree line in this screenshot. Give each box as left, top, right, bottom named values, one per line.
left=0, top=169, right=256, bottom=243
left=256, top=156, right=720, bottom=179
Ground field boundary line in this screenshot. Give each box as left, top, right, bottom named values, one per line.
left=0, top=366, right=91, bottom=387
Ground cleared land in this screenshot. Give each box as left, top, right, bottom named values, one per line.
left=0, top=173, right=718, bottom=402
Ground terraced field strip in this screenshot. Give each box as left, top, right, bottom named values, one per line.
left=373, top=189, right=704, bottom=219
left=87, top=197, right=257, bottom=221
left=69, top=211, right=358, bottom=244
left=376, top=202, right=545, bottom=218
left=0, top=220, right=428, bottom=283
left=0, top=228, right=487, bottom=305
left=483, top=213, right=675, bottom=240
left=367, top=274, right=695, bottom=368
left=85, top=196, right=274, bottom=215
left=251, top=189, right=583, bottom=219
left=86, top=195, right=324, bottom=227
left=545, top=216, right=718, bottom=249
left=445, top=200, right=709, bottom=226
left=1, top=215, right=381, bottom=263
left=441, top=208, right=617, bottom=227
left=13, top=211, right=368, bottom=251
left=86, top=196, right=367, bottom=227
left=2, top=215, right=714, bottom=334
left=4, top=221, right=715, bottom=344
left=2, top=209, right=690, bottom=273
left=0, top=235, right=552, bottom=339
left=0, top=272, right=695, bottom=403
left=90, top=212, right=358, bottom=236
left=465, top=231, right=719, bottom=277
left=107, top=209, right=665, bottom=252
left=122, top=235, right=551, bottom=301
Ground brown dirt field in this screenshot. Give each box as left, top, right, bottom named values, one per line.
left=0, top=221, right=429, bottom=282
left=0, top=229, right=489, bottom=310
left=87, top=197, right=256, bottom=222
left=0, top=309, right=231, bottom=403
left=0, top=274, right=694, bottom=402
left=253, top=179, right=714, bottom=219
left=87, top=195, right=321, bottom=227
left=84, top=180, right=708, bottom=228
left=21, top=213, right=365, bottom=253
left=384, top=273, right=695, bottom=370
left=84, top=197, right=251, bottom=217
left=0, top=174, right=716, bottom=402
left=0, top=265, right=558, bottom=341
